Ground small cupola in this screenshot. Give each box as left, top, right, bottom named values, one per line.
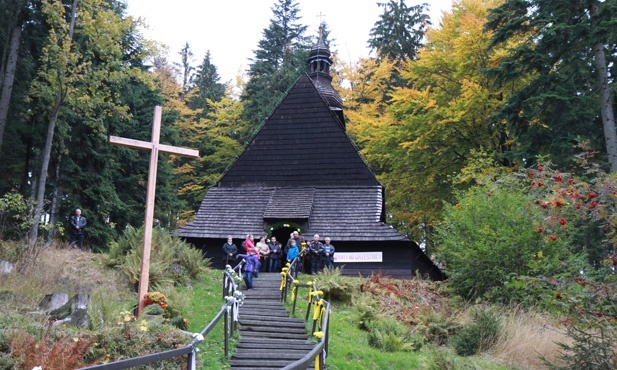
left=308, top=27, right=344, bottom=125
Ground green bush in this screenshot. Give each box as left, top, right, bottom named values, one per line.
left=105, top=226, right=209, bottom=290
left=542, top=277, right=617, bottom=369
left=544, top=323, right=617, bottom=370
left=415, top=310, right=460, bottom=346
left=352, top=293, right=380, bottom=331
left=435, top=183, right=579, bottom=302
left=144, top=304, right=165, bottom=316
left=84, top=321, right=192, bottom=368
left=168, top=316, right=190, bottom=331
left=453, top=306, right=502, bottom=356
left=0, top=192, right=31, bottom=240
left=314, top=266, right=357, bottom=303
left=366, top=317, right=417, bottom=352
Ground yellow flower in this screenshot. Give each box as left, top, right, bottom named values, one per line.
left=72, top=337, right=79, bottom=342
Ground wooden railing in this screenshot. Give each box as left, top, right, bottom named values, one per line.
left=80, top=263, right=245, bottom=370
left=279, top=258, right=331, bottom=370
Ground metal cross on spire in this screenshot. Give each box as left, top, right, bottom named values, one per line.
left=317, top=11, right=325, bottom=41
left=109, top=106, right=199, bottom=316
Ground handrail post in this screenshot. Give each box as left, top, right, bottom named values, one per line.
left=292, top=284, right=298, bottom=315
left=325, top=309, right=330, bottom=356
left=305, top=288, right=312, bottom=321
left=187, top=350, right=195, bottom=370
left=224, top=306, right=229, bottom=358
left=188, top=333, right=203, bottom=370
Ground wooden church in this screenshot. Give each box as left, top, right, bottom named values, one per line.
left=177, top=38, right=443, bottom=280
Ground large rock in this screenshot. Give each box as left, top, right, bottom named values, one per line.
left=0, top=260, right=14, bottom=275
left=39, top=292, right=69, bottom=311
left=50, top=293, right=91, bottom=329
left=70, top=293, right=90, bottom=329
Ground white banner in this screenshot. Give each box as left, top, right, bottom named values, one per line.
left=333, top=252, right=382, bottom=263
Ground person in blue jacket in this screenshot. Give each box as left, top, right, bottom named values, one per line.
left=286, top=239, right=300, bottom=273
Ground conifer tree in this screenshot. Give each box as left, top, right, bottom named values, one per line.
left=241, top=0, right=310, bottom=129
left=485, top=0, right=617, bottom=170
left=187, top=50, right=226, bottom=118
left=368, top=0, right=430, bottom=63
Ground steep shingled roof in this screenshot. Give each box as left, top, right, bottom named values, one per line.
left=217, top=74, right=379, bottom=188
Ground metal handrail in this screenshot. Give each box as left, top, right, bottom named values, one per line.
left=80, top=267, right=244, bottom=370
left=279, top=270, right=332, bottom=370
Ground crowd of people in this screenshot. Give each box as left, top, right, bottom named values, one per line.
left=222, top=231, right=335, bottom=289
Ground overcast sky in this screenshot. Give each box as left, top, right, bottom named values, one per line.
left=125, top=0, right=455, bottom=83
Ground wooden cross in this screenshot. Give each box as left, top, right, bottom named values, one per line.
left=109, top=106, right=199, bottom=316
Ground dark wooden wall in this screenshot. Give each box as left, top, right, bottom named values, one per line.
left=185, top=237, right=444, bottom=280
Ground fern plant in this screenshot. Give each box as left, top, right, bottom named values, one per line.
left=314, top=266, right=358, bottom=303
left=352, top=293, right=380, bottom=330
left=105, top=226, right=210, bottom=290
left=415, top=310, right=460, bottom=346
left=366, top=316, right=417, bottom=352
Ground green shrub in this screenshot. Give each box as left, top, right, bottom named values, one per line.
left=0, top=240, right=19, bottom=263
left=314, top=266, right=357, bottom=303
left=542, top=277, right=617, bottom=369
left=453, top=306, right=502, bottom=356
left=435, top=183, right=579, bottom=302
left=85, top=321, right=192, bottom=368
left=144, top=304, right=165, bottom=315
left=415, top=310, right=460, bottom=346
left=168, top=316, right=190, bottom=331
left=0, top=192, right=31, bottom=240
left=105, top=226, right=209, bottom=290
left=544, top=323, right=617, bottom=370
left=352, top=293, right=380, bottom=331
left=366, top=317, right=416, bottom=352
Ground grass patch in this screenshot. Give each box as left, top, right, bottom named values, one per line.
left=284, top=272, right=513, bottom=370
left=178, top=268, right=236, bottom=369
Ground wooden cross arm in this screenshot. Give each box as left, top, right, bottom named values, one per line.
left=109, top=136, right=199, bottom=158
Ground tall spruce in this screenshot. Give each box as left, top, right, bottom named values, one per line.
left=485, top=0, right=617, bottom=170
left=368, top=0, right=430, bottom=63
left=187, top=50, right=226, bottom=118
left=241, top=0, right=310, bottom=129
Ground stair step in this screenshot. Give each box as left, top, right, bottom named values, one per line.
left=232, top=351, right=307, bottom=360
left=230, top=359, right=313, bottom=368
left=231, top=272, right=315, bottom=368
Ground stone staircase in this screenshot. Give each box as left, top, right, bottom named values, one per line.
left=231, top=272, right=315, bottom=370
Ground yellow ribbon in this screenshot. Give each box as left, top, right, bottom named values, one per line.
left=313, top=298, right=323, bottom=321
left=291, top=285, right=297, bottom=302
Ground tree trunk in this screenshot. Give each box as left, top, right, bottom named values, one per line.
left=28, top=0, right=78, bottom=245
left=593, top=42, right=617, bottom=172
left=591, top=3, right=617, bottom=172
left=47, top=160, right=63, bottom=243
left=0, top=19, right=23, bottom=154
